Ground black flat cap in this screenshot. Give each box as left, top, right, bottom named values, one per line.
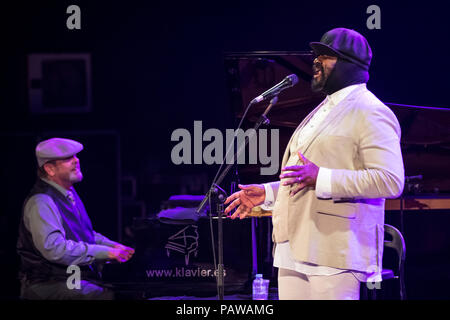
left=310, top=28, right=372, bottom=71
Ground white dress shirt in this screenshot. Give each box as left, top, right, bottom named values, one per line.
left=262, top=83, right=380, bottom=282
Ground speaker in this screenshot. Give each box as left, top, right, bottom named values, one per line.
left=27, top=53, right=92, bottom=114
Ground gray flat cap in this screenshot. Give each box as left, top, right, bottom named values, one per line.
left=36, top=138, right=83, bottom=167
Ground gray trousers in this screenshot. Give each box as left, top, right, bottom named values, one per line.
left=20, top=279, right=114, bottom=300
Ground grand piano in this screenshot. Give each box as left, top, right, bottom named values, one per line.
left=224, top=51, right=450, bottom=299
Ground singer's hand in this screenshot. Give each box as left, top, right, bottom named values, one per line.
left=279, top=151, right=319, bottom=196
left=224, top=184, right=265, bottom=219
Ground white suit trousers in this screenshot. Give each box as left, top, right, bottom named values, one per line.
left=278, top=268, right=361, bottom=300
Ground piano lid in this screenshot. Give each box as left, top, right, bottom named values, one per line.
left=225, top=51, right=325, bottom=128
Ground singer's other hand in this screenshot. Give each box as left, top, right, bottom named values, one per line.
left=279, top=151, right=319, bottom=196
left=224, top=184, right=265, bottom=220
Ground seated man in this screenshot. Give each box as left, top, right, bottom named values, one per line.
left=17, top=137, right=135, bottom=300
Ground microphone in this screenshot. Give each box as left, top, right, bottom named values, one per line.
left=251, top=74, right=299, bottom=104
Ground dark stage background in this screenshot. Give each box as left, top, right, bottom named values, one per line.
left=0, top=0, right=449, bottom=299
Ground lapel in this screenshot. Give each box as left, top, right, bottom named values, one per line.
left=281, top=99, right=328, bottom=167
left=300, top=85, right=366, bottom=155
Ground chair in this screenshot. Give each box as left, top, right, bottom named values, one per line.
left=364, top=224, right=406, bottom=300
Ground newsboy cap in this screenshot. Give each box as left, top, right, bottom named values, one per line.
left=36, top=138, right=83, bottom=167
left=310, top=28, right=372, bottom=71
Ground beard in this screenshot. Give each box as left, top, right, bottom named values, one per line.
left=68, top=167, right=83, bottom=183
left=311, top=62, right=327, bottom=92
left=312, top=58, right=370, bottom=95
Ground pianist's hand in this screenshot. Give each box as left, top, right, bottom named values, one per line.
left=108, top=244, right=135, bottom=263
left=224, top=184, right=265, bottom=220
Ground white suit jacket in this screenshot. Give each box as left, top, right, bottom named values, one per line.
left=267, top=84, right=405, bottom=273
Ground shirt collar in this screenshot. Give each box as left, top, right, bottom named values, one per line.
left=327, top=83, right=365, bottom=106
left=40, top=178, right=73, bottom=198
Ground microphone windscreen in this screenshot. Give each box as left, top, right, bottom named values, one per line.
left=287, top=74, right=299, bottom=86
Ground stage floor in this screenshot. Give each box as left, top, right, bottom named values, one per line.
left=147, top=287, right=280, bottom=300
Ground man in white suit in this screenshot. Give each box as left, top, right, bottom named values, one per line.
left=224, top=28, right=404, bottom=300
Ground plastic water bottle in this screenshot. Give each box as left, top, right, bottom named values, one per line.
left=252, top=273, right=269, bottom=300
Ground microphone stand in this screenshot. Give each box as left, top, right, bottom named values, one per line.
left=196, top=96, right=279, bottom=300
